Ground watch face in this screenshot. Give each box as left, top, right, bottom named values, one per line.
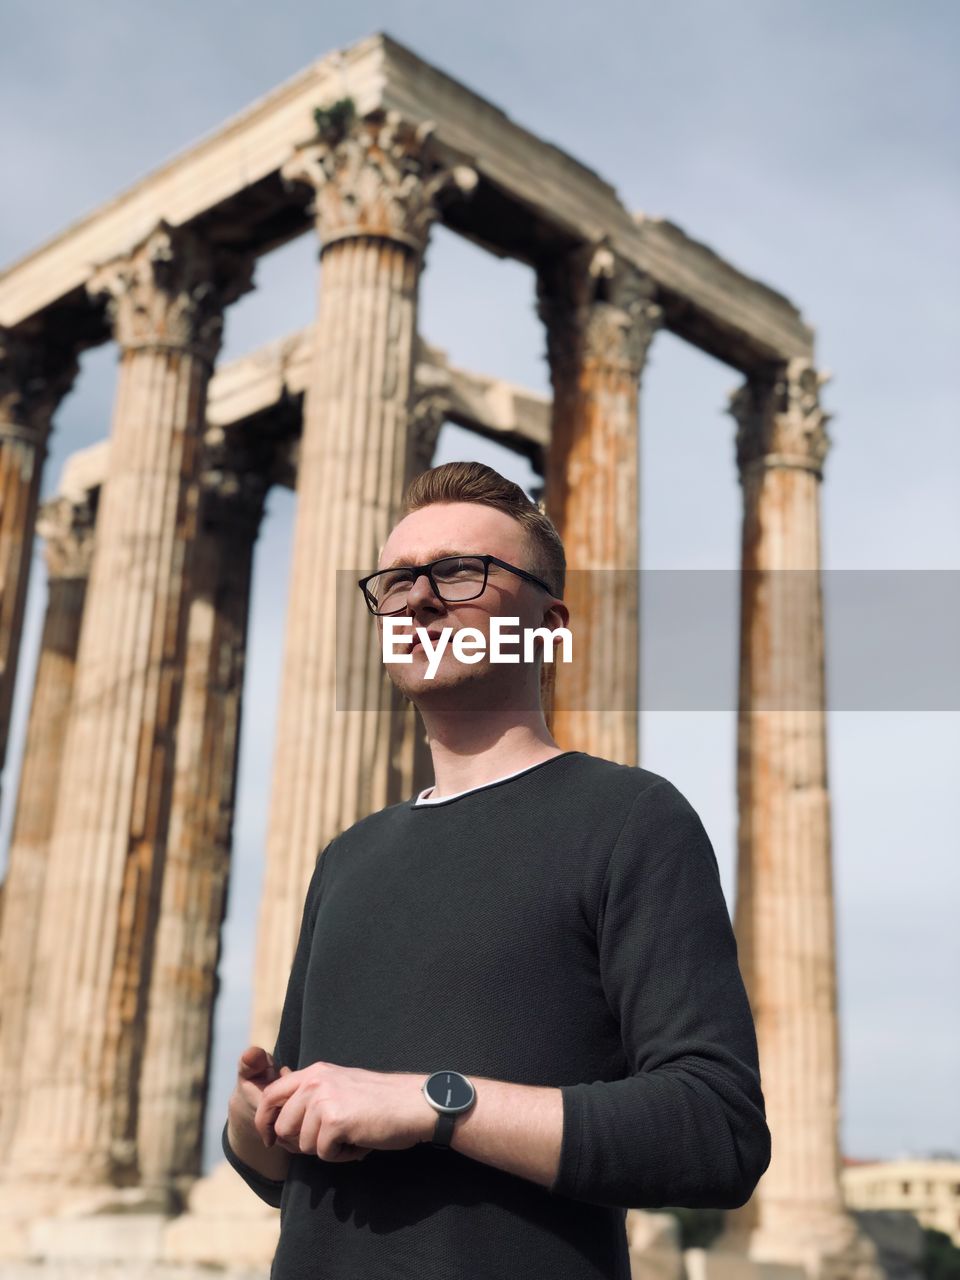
left=425, top=1070, right=475, bottom=1113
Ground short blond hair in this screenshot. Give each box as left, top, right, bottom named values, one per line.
left=400, top=462, right=565, bottom=598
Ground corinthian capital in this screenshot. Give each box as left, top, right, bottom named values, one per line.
left=730, top=358, right=832, bottom=479
left=197, top=424, right=271, bottom=534
left=281, top=110, right=478, bottom=254
left=36, top=492, right=98, bottom=580
left=537, top=243, right=662, bottom=381
left=410, top=352, right=454, bottom=472
left=0, top=327, right=79, bottom=442
left=87, top=221, right=254, bottom=364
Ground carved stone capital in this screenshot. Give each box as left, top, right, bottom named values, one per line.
left=730, top=359, right=832, bottom=479
left=36, top=492, right=98, bottom=580
left=87, top=221, right=254, bottom=364
left=197, top=425, right=270, bottom=534
left=537, top=243, right=662, bottom=381
left=282, top=110, right=478, bottom=254
left=0, top=328, right=79, bottom=442
left=410, top=355, right=453, bottom=471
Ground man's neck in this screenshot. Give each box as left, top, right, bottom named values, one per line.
left=416, top=705, right=564, bottom=800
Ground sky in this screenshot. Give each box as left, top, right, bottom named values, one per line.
left=0, top=0, right=957, bottom=1176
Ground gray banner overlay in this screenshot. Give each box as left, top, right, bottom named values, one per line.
left=335, top=570, right=959, bottom=711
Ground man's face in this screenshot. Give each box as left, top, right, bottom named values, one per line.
left=371, top=501, right=563, bottom=704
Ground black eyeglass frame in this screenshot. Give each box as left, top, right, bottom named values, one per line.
left=358, top=554, right=556, bottom=616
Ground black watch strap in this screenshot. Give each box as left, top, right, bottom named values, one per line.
left=431, top=1110, right=457, bottom=1148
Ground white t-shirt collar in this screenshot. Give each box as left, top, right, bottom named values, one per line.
left=413, top=753, right=572, bottom=805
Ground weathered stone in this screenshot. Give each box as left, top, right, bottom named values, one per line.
left=0, top=38, right=813, bottom=366
left=136, top=431, right=269, bottom=1195
left=0, top=486, right=97, bottom=1160
left=537, top=242, right=662, bottom=764
left=248, top=116, right=474, bottom=1055
left=0, top=329, right=78, bottom=798
left=5, top=222, right=252, bottom=1189
left=718, top=363, right=882, bottom=1280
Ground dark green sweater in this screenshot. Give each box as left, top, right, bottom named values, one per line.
left=222, top=751, right=770, bottom=1279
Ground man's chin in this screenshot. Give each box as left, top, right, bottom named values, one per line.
left=387, top=659, right=483, bottom=700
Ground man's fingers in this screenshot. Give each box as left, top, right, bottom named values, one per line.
left=255, top=1097, right=281, bottom=1144
left=256, top=1082, right=298, bottom=1143
left=238, top=1046, right=273, bottom=1077
left=261, top=1071, right=299, bottom=1111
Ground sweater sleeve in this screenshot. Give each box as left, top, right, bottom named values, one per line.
left=221, top=1119, right=286, bottom=1208
left=220, top=845, right=329, bottom=1207
left=550, top=779, right=771, bottom=1210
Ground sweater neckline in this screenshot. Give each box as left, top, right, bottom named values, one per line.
left=408, top=750, right=580, bottom=809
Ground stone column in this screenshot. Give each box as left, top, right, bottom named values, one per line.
left=136, top=427, right=270, bottom=1199
left=0, top=331, right=78, bottom=801
left=248, top=111, right=475, bottom=1051
left=0, top=489, right=96, bottom=1160
left=537, top=244, right=661, bottom=765
left=5, top=222, right=253, bottom=1192
left=410, top=345, right=451, bottom=474
left=720, top=361, right=880, bottom=1280
left=393, top=362, right=452, bottom=800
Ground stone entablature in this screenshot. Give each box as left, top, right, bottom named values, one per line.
left=0, top=36, right=810, bottom=368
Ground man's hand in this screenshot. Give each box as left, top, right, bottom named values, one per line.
left=233, top=1045, right=292, bottom=1122
left=254, top=1061, right=435, bottom=1163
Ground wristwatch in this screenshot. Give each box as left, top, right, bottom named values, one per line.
left=422, top=1070, right=476, bottom=1148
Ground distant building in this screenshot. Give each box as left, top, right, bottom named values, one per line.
left=842, top=1158, right=960, bottom=1247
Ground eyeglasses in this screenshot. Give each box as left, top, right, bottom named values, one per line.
left=358, top=554, right=555, bottom=616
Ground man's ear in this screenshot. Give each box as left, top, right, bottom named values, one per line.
left=529, top=600, right=569, bottom=660
left=543, top=599, right=570, bottom=632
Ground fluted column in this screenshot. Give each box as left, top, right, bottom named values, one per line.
left=0, top=331, right=78, bottom=800
left=0, top=489, right=96, bottom=1159
left=537, top=244, right=661, bottom=765
left=248, top=111, right=475, bottom=1051
left=137, top=427, right=270, bottom=1197
left=409, top=349, right=451, bottom=474
left=391, top=364, right=452, bottom=800
left=721, top=361, right=880, bottom=1280
left=6, top=222, right=253, bottom=1190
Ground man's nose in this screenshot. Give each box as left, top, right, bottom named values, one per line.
left=406, top=571, right=442, bottom=610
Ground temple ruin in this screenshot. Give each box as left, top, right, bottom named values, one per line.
left=0, top=32, right=882, bottom=1280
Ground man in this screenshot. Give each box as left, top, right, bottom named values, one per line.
left=222, top=461, right=770, bottom=1280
